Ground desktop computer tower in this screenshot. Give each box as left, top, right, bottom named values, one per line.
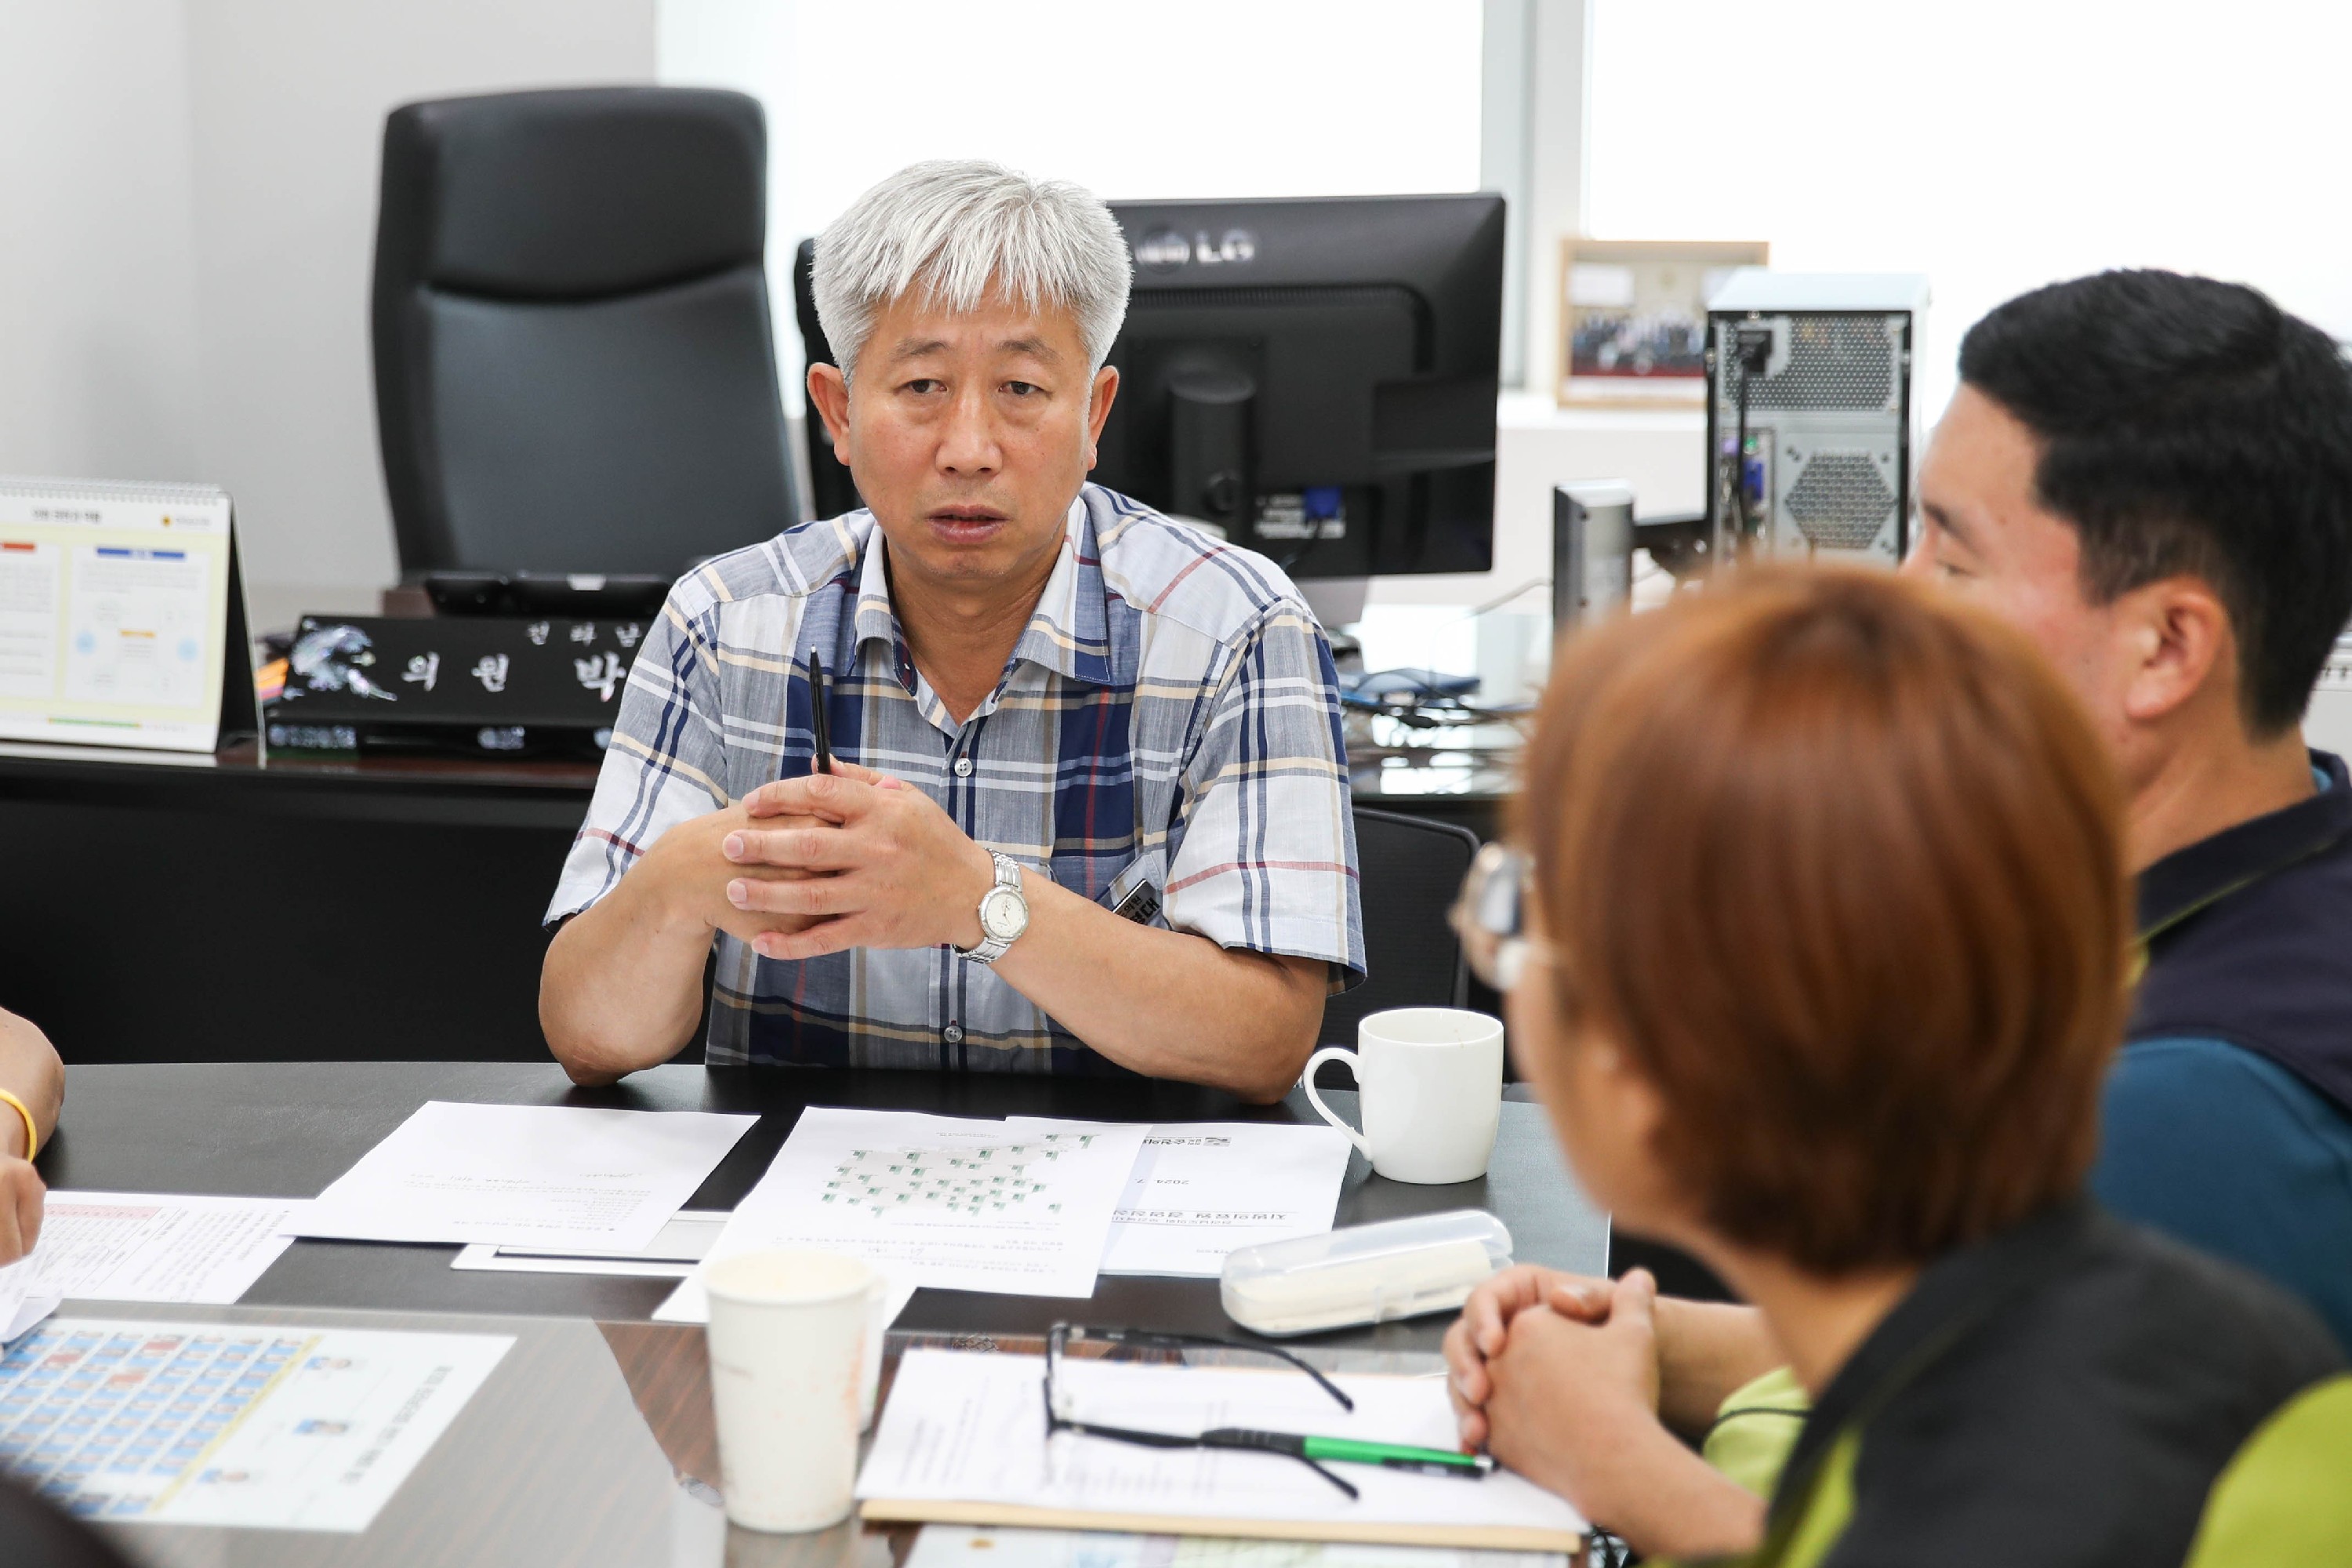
left=1704, top=273, right=1929, bottom=568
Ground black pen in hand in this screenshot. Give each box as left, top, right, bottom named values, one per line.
left=808, top=648, right=834, bottom=775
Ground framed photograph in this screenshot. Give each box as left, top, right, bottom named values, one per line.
left=1559, top=238, right=1769, bottom=406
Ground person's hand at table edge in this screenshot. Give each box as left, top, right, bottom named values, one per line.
left=0, top=1006, right=62, bottom=1260
left=1451, top=1263, right=1789, bottom=1448
left=1447, top=1265, right=1614, bottom=1450
left=1477, top=1270, right=1766, bottom=1559
left=0, top=1155, right=44, bottom=1264
left=541, top=793, right=839, bottom=1085
left=0, top=1006, right=62, bottom=1156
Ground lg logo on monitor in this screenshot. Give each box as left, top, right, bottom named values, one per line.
left=1134, top=228, right=1259, bottom=271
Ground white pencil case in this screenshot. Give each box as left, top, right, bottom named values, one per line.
left=1220, top=1209, right=1513, bottom=1337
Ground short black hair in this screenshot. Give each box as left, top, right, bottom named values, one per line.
left=1958, top=269, right=2352, bottom=735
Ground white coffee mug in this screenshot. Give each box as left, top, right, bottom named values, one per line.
left=1302, top=1007, right=1504, bottom=1184
left=703, top=1248, right=876, bottom=1533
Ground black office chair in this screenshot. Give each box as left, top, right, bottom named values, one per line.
left=1323, top=807, right=1481, bottom=1045
left=371, top=86, right=797, bottom=579
left=793, top=237, right=862, bottom=522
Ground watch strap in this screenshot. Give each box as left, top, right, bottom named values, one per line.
left=956, top=852, right=1026, bottom=964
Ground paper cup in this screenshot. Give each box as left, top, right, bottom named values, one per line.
left=856, top=1273, right=893, bottom=1432
left=703, top=1249, right=874, bottom=1533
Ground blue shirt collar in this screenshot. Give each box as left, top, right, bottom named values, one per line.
left=2137, top=750, right=2352, bottom=938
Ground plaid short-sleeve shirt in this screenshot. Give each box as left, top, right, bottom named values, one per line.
left=546, top=484, right=1365, bottom=1072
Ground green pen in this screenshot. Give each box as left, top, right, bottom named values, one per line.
left=1197, top=1426, right=1494, bottom=1479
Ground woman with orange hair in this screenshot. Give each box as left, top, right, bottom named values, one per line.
left=1444, top=570, right=2350, bottom=1563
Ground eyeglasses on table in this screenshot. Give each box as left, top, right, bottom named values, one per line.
left=1041, top=1322, right=1492, bottom=1501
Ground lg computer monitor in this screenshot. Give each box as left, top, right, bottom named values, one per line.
left=793, top=192, right=1504, bottom=581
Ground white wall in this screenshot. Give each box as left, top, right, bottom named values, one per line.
left=0, top=0, right=658, bottom=635
left=1370, top=397, right=1701, bottom=606
left=0, top=2, right=203, bottom=484
left=1513, top=0, right=1590, bottom=408
left=1588, top=0, right=2352, bottom=430
left=656, top=0, right=1485, bottom=421
left=184, top=0, right=657, bottom=630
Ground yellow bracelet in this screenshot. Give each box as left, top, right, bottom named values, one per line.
left=0, top=1089, right=37, bottom=1163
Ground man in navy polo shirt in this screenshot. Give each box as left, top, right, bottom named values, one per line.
left=1444, top=270, right=2352, bottom=1483
left=1905, top=269, right=2352, bottom=1348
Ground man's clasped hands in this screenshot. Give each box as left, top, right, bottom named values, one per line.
left=648, top=764, right=1001, bottom=961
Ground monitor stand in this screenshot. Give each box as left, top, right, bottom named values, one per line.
left=1299, top=576, right=1370, bottom=631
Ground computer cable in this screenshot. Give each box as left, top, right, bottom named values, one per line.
left=1730, top=323, right=1776, bottom=543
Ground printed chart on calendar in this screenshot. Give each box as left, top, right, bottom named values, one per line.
left=61, top=544, right=212, bottom=708
left=0, top=479, right=237, bottom=751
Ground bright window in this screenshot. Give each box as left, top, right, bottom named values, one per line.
left=1586, top=0, right=2352, bottom=422
left=662, top=0, right=1486, bottom=408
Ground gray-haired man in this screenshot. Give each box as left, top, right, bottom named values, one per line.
left=540, top=162, right=1364, bottom=1098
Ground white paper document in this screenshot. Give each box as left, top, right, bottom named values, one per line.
left=0, top=539, right=63, bottom=700
left=0, top=1316, right=510, bottom=1531
left=0, top=1290, right=59, bottom=1341
left=0, top=1192, right=299, bottom=1306
left=651, top=1268, right=920, bottom=1334
left=451, top=1210, right=727, bottom=1279
left=1060, top=1121, right=1352, bottom=1278
left=291, top=1102, right=757, bottom=1252
left=696, top=1108, right=1150, bottom=1298
left=0, top=1247, right=53, bottom=1343
left=858, top=1350, right=1588, bottom=1547
left=907, top=1523, right=1569, bottom=1568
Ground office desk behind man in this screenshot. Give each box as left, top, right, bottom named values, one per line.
left=0, top=742, right=597, bottom=1063
left=0, top=740, right=1506, bottom=1063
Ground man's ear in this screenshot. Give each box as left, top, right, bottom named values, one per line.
left=2117, top=575, right=2234, bottom=727
left=1084, top=365, right=1120, bottom=469
left=808, top=363, right=854, bottom=462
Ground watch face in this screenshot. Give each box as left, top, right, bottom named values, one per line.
left=981, top=886, right=1029, bottom=942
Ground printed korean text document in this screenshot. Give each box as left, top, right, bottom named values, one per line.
left=1034, top=1121, right=1352, bottom=1277
left=905, top=1524, right=1568, bottom=1568
left=0, top=1192, right=301, bottom=1305
left=681, top=1108, right=1149, bottom=1301
left=290, top=1102, right=757, bottom=1252
left=857, top=1349, right=1588, bottom=1548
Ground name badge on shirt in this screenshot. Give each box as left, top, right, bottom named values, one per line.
left=1103, top=853, right=1167, bottom=928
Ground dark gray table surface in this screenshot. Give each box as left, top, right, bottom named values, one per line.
left=41, top=1062, right=1609, bottom=1352
left=56, top=1305, right=1488, bottom=1568
left=53, top=1303, right=680, bottom=1568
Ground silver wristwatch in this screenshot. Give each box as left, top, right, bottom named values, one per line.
left=956, top=851, right=1030, bottom=965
